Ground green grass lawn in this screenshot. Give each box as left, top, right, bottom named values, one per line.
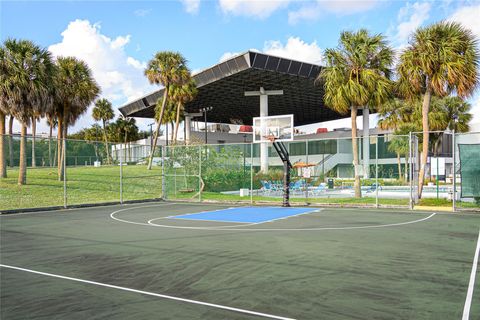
left=0, top=165, right=162, bottom=210
left=1, top=166, right=478, bottom=211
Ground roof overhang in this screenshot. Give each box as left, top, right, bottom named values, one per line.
left=119, top=51, right=352, bottom=126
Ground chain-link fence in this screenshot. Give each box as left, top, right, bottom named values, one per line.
left=1, top=132, right=479, bottom=211
left=0, top=135, right=162, bottom=211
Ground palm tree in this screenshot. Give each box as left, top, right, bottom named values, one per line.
left=116, top=115, right=137, bottom=162
left=170, top=79, right=197, bottom=143
left=31, top=112, right=41, bottom=167
left=157, top=98, right=177, bottom=146
left=387, top=124, right=416, bottom=182
left=144, top=51, right=190, bottom=169
left=54, top=56, right=100, bottom=180
left=106, top=121, right=121, bottom=163
left=46, top=113, right=57, bottom=167
left=8, top=115, right=14, bottom=167
left=92, top=98, right=114, bottom=164
left=0, top=45, right=9, bottom=177
left=378, top=99, right=417, bottom=182
left=377, top=99, right=415, bottom=131
left=397, top=21, right=479, bottom=198
left=0, top=39, right=55, bottom=184
left=438, top=96, right=472, bottom=133
left=84, top=124, right=103, bottom=160
left=317, top=29, right=394, bottom=197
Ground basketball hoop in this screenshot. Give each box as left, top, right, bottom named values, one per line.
left=264, top=135, right=277, bottom=142
left=253, top=114, right=294, bottom=143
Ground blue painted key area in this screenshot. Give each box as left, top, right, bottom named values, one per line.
left=170, top=206, right=316, bottom=223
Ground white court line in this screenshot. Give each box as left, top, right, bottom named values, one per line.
left=112, top=204, right=437, bottom=232
left=148, top=212, right=437, bottom=231
left=0, top=264, right=295, bottom=320
left=462, top=228, right=480, bottom=320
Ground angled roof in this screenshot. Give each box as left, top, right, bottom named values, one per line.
left=118, top=51, right=350, bottom=126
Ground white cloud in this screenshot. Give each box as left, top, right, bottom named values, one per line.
left=470, top=93, right=480, bottom=125
left=48, top=19, right=153, bottom=133
left=448, top=4, right=480, bottom=125
left=263, top=37, right=322, bottom=64
left=219, top=0, right=291, bottom=19
left=133, top=9, right=151, bottom=17
left=180, top=0, right=201, bottom=14
left=289, top=0, right=378, bottom=24
left=448, top=4, right=480, bottom=40
left=394, top=2, right=431, bottom=45
left=219, top=51, right=240, bottom=62
left=321, top=0, right=377, bottom=14
left=218, top=37, right=322, bottom=65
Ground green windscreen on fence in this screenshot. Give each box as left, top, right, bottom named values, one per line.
left=459, top=144, right=480, bottom=198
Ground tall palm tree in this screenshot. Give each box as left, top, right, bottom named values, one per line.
left=317, top=29, right=394, bottom=197
left=144, top=51, right=190, bottom=169
left=397, top=21, right=479, bottom=198
left=106, top=121, right=121, bottom=162
left=0, top=39, right=55, bottom=184
left=30, top=112, right=41, bottom=167
left=8, top=115, right=14, bottom=167
left=46, top=113, right=57, bottom=167
left=54, top=56, right=100, bottom=180
left=0, top=44, right=9, bottom=177
left=157, top=98, right=177, bottom=146
left=92, top=98, right=114, bottom=164
left=116, top=115, right=137, bottom=162
left=170, top=79, right=197, bottom=143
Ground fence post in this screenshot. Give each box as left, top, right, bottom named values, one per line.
left=250, top=143, right=254, bottom=205
left=120, top=143, right=123, bottom=204
left=375, top=135, right=379, bottom=208
left=305, top=140, right=309, bottom=205
left=161, top=145, right=165, bottom=200
left=198, top=145, right=202, bottom=202
left=452, top=130, right=456, bottom=212
left=63, top=138, right=67, bottom=208
left=409, top=132, right=413, bottom=210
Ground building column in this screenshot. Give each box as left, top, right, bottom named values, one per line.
left=185, top=116, right=192, bottom=144
left=244, top=87, right=283, bottom=173
left=363, top=107, right=370, bottom=178
left=260, top=92, right=269, bottom=173
left=183, top=112, right=202, bottom=145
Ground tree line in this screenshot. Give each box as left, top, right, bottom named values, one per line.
left=317, top=22, right=478, bottom=198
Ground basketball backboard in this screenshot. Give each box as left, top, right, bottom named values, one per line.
left=253, top=114, right=294, bottom=143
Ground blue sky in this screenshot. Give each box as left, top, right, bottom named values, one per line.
left=1, top=0, right=480, bottom=133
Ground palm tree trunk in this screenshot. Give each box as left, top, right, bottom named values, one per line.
left=31, top=117, right=36, bottom=168
left=18, top=125, right=27, bottom=185
left=351, top=106, right=361, bottom=198
left=59, top=119, right=67, bottom=181
left=8, top=115, right=14, bottom=167
left=57, top=117, right=63, bottom=179
left=48, top=123, right=52, bottom=167
left=397, top=152, right=402, bottom=182
left=147, top=87, right=169, bottom=170
left=102, top=119, right=111, bottom=164
left=418, top=88, right=431, bottom=199
left=173, top=102, right=182, bottom=143
left=0, top=111, right=6, bottom=178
